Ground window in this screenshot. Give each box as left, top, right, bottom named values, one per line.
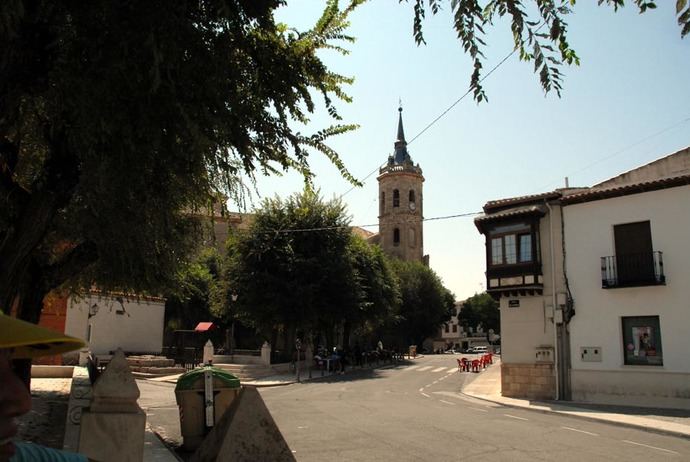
left=519, top=234, right=532, bottom=262
left=393, top=189, right=400, bottom=207
left=622, top=316, right=662, bottom=366
left=614, top=221, right=654, bottom=285
left=504, top=234, right=517, bottom=264
left=445, top=324, right=450, bottom=333
left=409, top=190, right=415, bottom=204
left=489, top=228, right=534, bottom=266
left=491, top=238, right=503, bottom=265
left=452, top=324, right=458, bottom=333
left=380, top=192, right=385, bottom=215
left=393, top=228, right=400, bottom=246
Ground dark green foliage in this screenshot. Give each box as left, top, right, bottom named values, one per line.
left=0, top=1, right=362, bottom=321
left=406, top=1, right=687, bottom=101
left=164, top=248, right=222, bottom=333
left=219, top=190, right=401, bottom=346
left=221, top=190, right=356, bottom=339
left=387, top=259, right=455, bottom=347
left=459, top=292, right=499, bottom=334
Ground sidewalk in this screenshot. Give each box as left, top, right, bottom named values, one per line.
left=148, top=356, right=421, bottom=388
left=462, top=358, right=690, bottom=440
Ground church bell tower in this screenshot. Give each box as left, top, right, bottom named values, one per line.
left=377, top=106, right=425, bottom=262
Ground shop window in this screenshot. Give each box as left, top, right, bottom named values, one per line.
left=622, top=315, right=662, bottom=366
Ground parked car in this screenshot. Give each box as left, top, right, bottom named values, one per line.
left=468, top=346, right=488, bottom=354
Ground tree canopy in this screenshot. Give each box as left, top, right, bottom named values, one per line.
left=458, top=292, right=499, bottom=334
left=408, top=0, right=690, bottom=101
left=387, top=259, right=455, bottom=348
left=219, top=190, right=401, bottom=350
left=0, top=0, right=362, bottom=322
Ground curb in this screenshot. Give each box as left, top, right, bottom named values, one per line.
left=460, top=391, right=690, bottom=441
left=249, top=358, right=415, bottom=387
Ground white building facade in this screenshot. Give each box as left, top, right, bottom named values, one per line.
left=563, top=173, right=690, bottom=408
left=64, top=292, right=166, bottom=357
left=476, top=146, right=690, bottom=408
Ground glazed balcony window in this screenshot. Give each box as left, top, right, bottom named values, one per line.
left=490, top=229, right=534, bottom=266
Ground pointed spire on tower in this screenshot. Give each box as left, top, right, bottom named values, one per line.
left=396, top=104, right=406, bottom=144
left=393, top=104, right=411, bottom=164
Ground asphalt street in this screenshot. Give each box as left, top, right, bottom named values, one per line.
left=260, top=354, right=690, bottom=461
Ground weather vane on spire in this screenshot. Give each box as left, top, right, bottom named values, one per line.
left=398, top=97, right=403, bottom=112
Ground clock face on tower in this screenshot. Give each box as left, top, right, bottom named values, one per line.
left=408, top=202, right=416, bottom=212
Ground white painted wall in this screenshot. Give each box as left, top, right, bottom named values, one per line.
left=500, top=296, right=554, bottom=363
left=499, top=204, right=564, bottom=365
left=64, top=294, right=166, bottom=355
left=565, top=185, right=690, bottom=405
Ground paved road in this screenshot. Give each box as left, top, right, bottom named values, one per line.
left=261, top=355, right=690, bottom=461
left=137, top=379, right=182, bottom=447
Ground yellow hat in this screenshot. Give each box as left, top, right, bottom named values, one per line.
left=0, top=313, right=85, bottom=359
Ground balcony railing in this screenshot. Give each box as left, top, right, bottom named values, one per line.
left=601, top=251, right=665, bottom=288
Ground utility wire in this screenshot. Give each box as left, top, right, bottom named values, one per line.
left=531, top=116, right=690, bottom=193
left=252, top=210, right=483, bottom=235
left=340, top=43, right=520, bottom=199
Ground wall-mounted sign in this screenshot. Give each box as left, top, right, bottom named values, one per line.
left=508, top=299, right=520, bottom=308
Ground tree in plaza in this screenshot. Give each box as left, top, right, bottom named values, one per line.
left=345, top=235, right=401, bottom=343
left=458, top=292, right=500, bottom=334
left=407, top=0, right=689, bottom=101
left=386, top=259, right=455, bottom=349
left=164, top=247, right=223, bottom=335
left=0, top=0, right=362, bottom=328
left=219, top=191, right=401, bottom=351
left=220, top=190, right=356, bottom=349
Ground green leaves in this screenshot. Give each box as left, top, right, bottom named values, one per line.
left=678, top=0, right=690, bottom=37
left=406, top=0, right=684, bottom=102
left=0, top=0, right=365, bottom=320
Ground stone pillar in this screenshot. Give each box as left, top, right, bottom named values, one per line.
left=78, top=349, right=146, bottom=462
left=261, top=341, right=271, bottom=366
left=203, top=340, right=214, bottom=365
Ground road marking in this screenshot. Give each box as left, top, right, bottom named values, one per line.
left=406, top=365, right=421, bottom=371
left=469, top=407, right=488, bottom=412
left=421, top=392, right=430, bottom=398
left=503, top=414, right=528, bottom=421
left=432, top=367, right=447, bottom=372
left=622, top=440, right=680, bottom=455
left=418, top=387, right=425, bottom=392
left=417, top=366, right=433, bottom=371
left=439, top=400, right=456, bottom=406
left=561, top=426, right=598, bottom=437
left=432, top=380, right=439, bottom=384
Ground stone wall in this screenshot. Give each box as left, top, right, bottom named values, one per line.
left=501, top=363, right=555, bottom=400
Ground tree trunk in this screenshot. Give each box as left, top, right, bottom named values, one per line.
left=342, top=321, right=352, bottom=348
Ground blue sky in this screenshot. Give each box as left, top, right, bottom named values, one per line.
left=244, top=1, right=690, bottom=301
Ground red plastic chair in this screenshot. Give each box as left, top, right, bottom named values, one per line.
left=461, top=357, right=470, bottom=372
left=471, top=359, right=480, bottom=372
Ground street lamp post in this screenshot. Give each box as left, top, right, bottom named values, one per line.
left=295, top=338, right=302, bottom=383
left=229, top=293, right=238, bottom=356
